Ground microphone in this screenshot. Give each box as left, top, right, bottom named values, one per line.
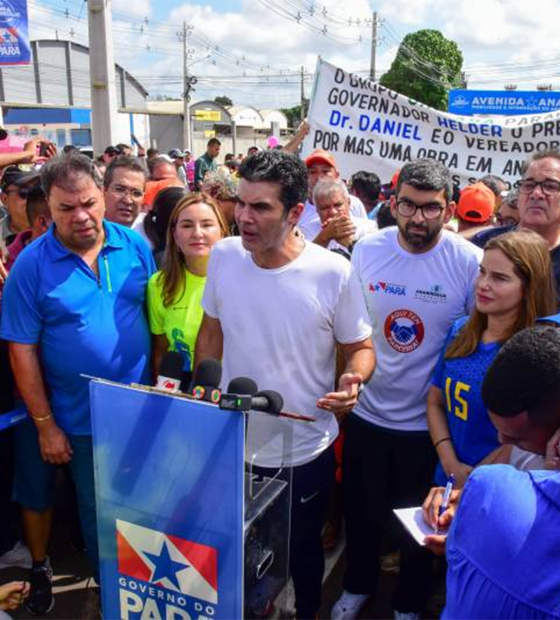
left=219, top=376, right=257, bottom=411
left=227, top=376, right=258, bottom=396
left=219, top=386, right=284, bottom=414
left=191, top=359, right=222, bottom=403
left=252, top=390, right=284, bottom=414
left=155, top=352, right=183, bottom=393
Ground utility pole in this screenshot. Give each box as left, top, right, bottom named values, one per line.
left=182, top=21, right=190, bottom=152
left=181, top=21, right=196, bottom=152
left=370, top=11, right=378, bottom=81
left=87, top=0, right=119, bottom=153
left=300, top=66, right=305, bottom=120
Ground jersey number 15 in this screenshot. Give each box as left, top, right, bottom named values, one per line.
left=444, top=378, right=470, bottom=421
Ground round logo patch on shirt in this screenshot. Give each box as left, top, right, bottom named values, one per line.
left=384, top=309, right=425, bottom=353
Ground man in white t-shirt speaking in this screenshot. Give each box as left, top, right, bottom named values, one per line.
left=332, top=159, right=482, bottom=620
left=195, top=149, right=374, bottom=619
left=298, top=149, right=367, bottom=239
left=312, top=178, right=378, bottom=259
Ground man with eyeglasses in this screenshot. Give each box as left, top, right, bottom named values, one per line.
left=332, top=159, right=482, bottom=620
left=103, top=156, right=147, bottom=227
left=472, top=150, right=560, bottom=294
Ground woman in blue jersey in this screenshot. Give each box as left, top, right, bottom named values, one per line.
left=427, top=229, right=557, bottom=488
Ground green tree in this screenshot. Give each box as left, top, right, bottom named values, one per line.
left=380, top=29, right=464, bottom=111
left=281, top=103, right=309, bottom=128
left=214, top=95, right=233, bottom=107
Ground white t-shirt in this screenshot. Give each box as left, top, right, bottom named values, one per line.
left=299, top=195, right=367, bottom=239
left=202, top=237, right=372, bottom=467
left=131, top=212, right=154, bottom=250
left=510, top=446, right=545, bottom=471
left=351, top=227, right=482, bottom=431
left=301, top=215, right=378, bottom=257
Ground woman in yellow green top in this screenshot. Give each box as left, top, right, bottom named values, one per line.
left=147, top=192, right=229, bottom=378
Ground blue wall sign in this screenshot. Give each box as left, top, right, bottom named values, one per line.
left=448, top=89, right=560, bottom=116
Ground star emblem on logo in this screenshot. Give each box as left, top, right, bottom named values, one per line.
left=145, top=539, right=189, bottom=591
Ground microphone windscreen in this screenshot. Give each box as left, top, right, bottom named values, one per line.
left=158, top=351, right=184, bottom=380
left=255, top=390, right=284, bottom=414
left=179, top=371, right=193, bottom=394
left=227, top=376, right=258, bottom=395
left=193, top=358, right=222, bottom=388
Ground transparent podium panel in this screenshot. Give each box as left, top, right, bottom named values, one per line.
left=90, top=380, right=295, bottom=620
left=244, top=411, right=293, bottom=618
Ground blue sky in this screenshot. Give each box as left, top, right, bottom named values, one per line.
left=26, top=0, right=560, bottom=109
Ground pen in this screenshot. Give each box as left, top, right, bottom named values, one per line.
left=439, top=473, right=456, bottom=519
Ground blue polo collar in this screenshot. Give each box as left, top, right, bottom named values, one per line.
left=46, top=220, right=125, bottom=262
left=538, top=313, right=560, bottom=326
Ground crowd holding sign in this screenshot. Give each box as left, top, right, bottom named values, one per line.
left=2, top=81, right=560, bottom=620
left=303, top=58, right=560, bottom=187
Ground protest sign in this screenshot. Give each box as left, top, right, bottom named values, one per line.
left=303, top=58, right=560, bottom=187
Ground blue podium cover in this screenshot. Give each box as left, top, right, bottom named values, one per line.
left=90, top=381, right=245, bottom=620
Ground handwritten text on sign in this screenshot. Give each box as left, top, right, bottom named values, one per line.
left=302, top=59, right=560, bottom=187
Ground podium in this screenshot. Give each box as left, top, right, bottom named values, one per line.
left=90, top=380, right=293, bottom=620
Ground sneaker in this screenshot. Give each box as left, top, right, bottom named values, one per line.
left=331, top=591, right=369, bottom=620
left=394, top=612, right=421, bottom=620
left=26, top=558, right=54, bottom=616
left=0, top=541, right=32, bottom=570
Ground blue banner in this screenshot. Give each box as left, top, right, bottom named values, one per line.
left=90, top=382, right=245, bottom=620
left=0, top=405, right=27, bottom=432
left=0, top=0, right=30, bottom=65
left=448, top=89, right=560, bottom=116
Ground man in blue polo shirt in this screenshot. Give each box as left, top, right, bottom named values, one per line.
left=0, top=152, right=155, bottom=614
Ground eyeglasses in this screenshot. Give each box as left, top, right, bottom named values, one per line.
left=109, top=185, right=144, bottom=200
left=514, top=179, right=560, bottom=196
left=3, top=187, right=28, bottom=198
left=495, top=214, right=518, bottom=227
left=395, top=199, right=445, bottom=220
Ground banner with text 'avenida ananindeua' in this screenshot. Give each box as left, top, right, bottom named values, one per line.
left=303, top=59, right=560, bottom=187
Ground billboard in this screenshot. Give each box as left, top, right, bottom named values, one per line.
left=0, top=0, right=30, bottom=65
left=449, top=89, right=560, bottom=116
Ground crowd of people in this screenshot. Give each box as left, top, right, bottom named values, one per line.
left=0, top=127, right=559, bottom=620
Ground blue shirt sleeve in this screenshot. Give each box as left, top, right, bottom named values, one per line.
left=0, top=249, right=42, bottom=344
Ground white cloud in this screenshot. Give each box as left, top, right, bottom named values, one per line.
left=26, top=0, right=560, bottom=106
